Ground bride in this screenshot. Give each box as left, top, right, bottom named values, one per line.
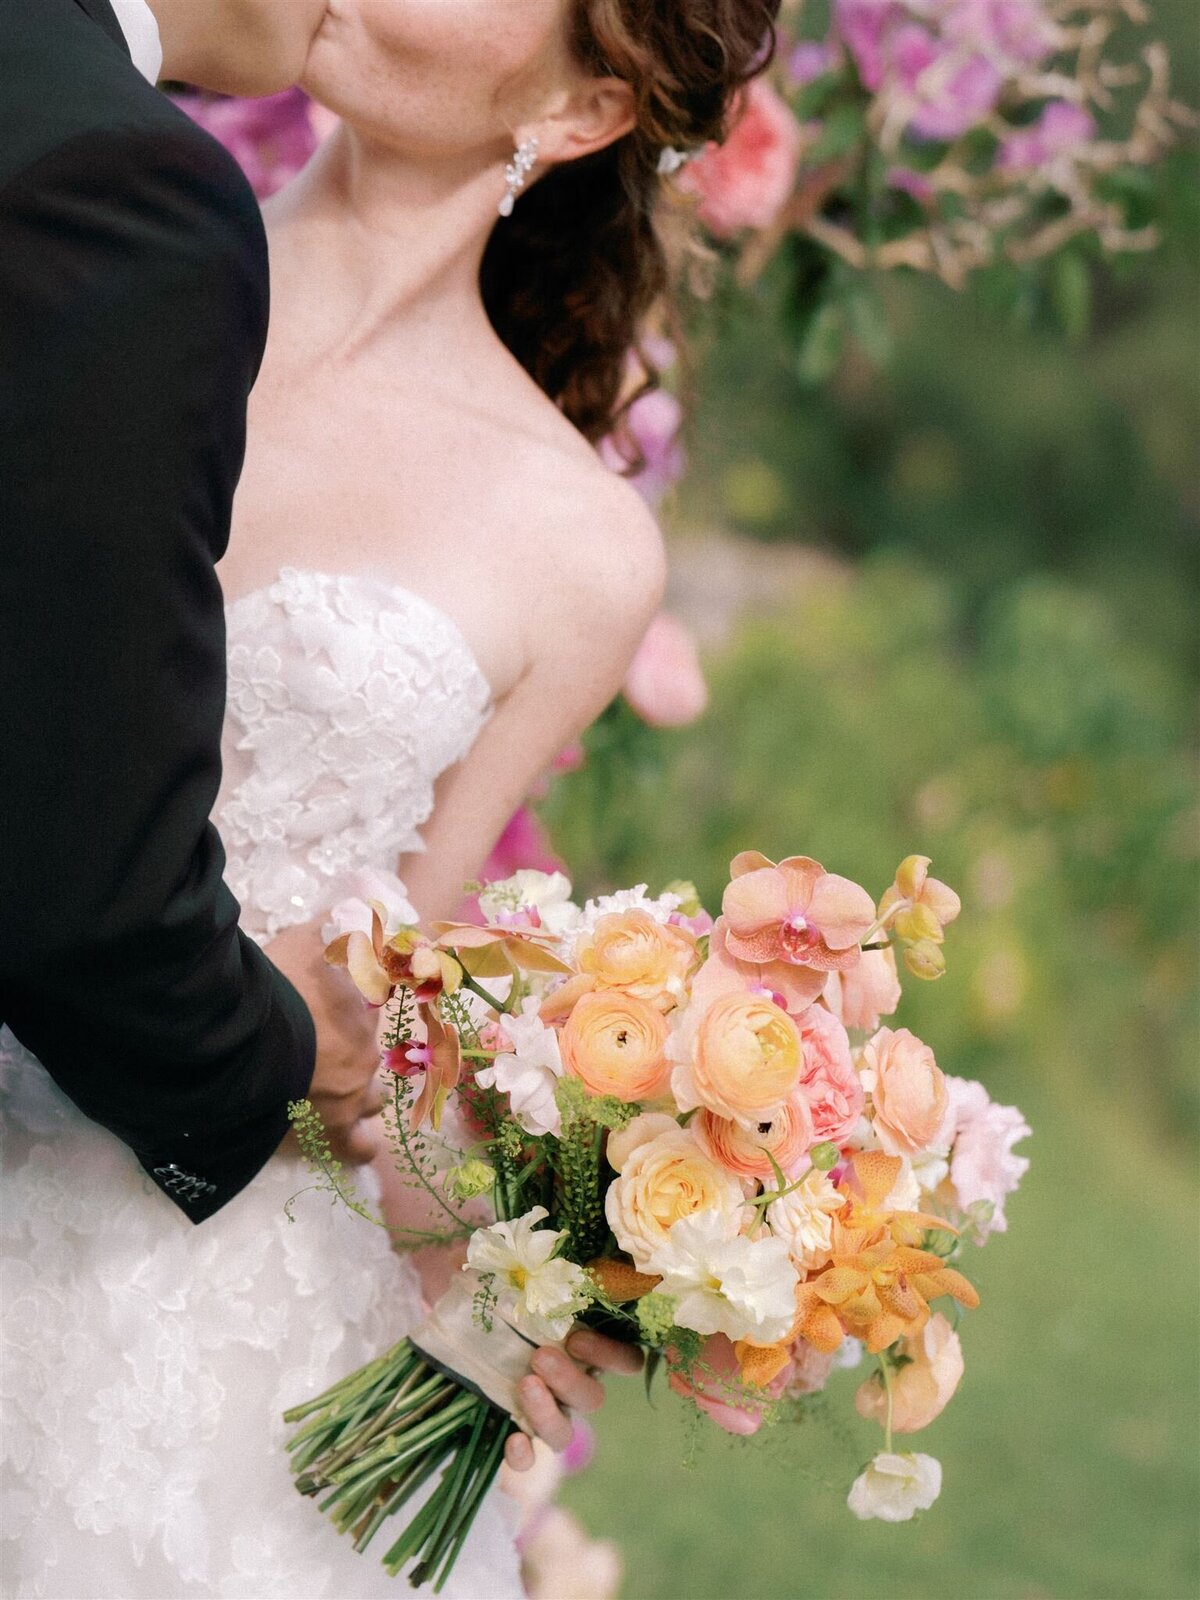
left=0, top=0, right=779, bottom=1595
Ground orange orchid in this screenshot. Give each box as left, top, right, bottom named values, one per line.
left=407, top=1002, right=463, bottom=1132
left=878, top=856, right=961, bottom=945
left=722, top=853, right=876, bottom=983
left=325, top=904, right=461, bottom=1006
left=431, top=921, right=573, bottom=984
left=794, top=1152, right=979, bottom=1356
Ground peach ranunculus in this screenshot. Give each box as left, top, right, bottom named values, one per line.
left=855, top=1313, right=964, bottom=1434
left=722, top=853, right=876, bottom=982
left=576, top=909, right=699, bottom=1012
left=667, top=1333, right=789, bottom=1436
left=560, top=991, right=670, bottom=1103
left=797, top=1002, right=864, bottom=1146
left=878, top=855, right=962, bottom=944
left=680, top=79, right=803, bottom=236
left=862, top=1026, right=949, bottom=1157
left=605, top=1114, right=748, bottom=1270
left=693, top=1090, right=814, bottom=1183
left=623, top=613, right=709, bottom=728
left=824, top=946, right=903, bottom=1034
left=675, top=992, right=803, bottom=1124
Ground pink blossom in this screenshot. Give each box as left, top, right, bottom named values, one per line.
left=560, top=1416, right=596, bottom=1475
left=172, top=89, right=321, bottom=199
left=797, top=1002, right=864, bottom=1145
left=480, top=807, right=564, bottom=881
left=997, top=100, right=1098, bottom=172
left=668, top=1333, right=790, bottom=1435
left=943, top=1075, right=1030, bottom=1236
left=681, top=79, right=803, bottom=235
left=787, top=41, right=840, bottom=87
left=824, top=946, right=903, bottom=1033
left=886, top=165, right=938, bottom=203
left=601, top=387, right=687, bottom=506
left=623, top=613, right=709, bottom=729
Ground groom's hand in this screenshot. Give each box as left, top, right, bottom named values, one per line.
left=265, top=918, right=383, bottom=1165
left=505, top=1329, right=643, bottom=1471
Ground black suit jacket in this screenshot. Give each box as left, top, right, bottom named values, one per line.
left=0, top=0, right=317, bottom=1221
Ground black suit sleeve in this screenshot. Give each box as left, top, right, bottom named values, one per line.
left=0, top=122, right=316, bottom=1223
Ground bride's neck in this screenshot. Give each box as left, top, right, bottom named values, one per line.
left=263, top=125, right=505, bottom=368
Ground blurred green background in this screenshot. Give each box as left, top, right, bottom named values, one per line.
left=551, top=5, right=1199, bottom=1593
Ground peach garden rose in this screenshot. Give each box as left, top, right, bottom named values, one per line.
left=605, top=1115, right=749, bottom=1270
left=861, top=1026, right=948, bottom=1157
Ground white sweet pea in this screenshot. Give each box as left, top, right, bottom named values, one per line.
left=649, top=1211, right=798, bottom=1344
left=847, top=1452, right=942, bottom=1522
left=766, top=1169, right=846, bottom=1271
left=320, top=867, right=418, bottom=945
left=465, top=1207, right=590, bottom=1344
left=479, top=871, right=581, bottom=939
left=476, top=999, right=564, bottom=1136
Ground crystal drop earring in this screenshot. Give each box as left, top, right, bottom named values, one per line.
left=498, top=135, right=539, bottom=218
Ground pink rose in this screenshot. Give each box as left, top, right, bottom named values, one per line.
left=863, top=1027, right=948, bottom=1156
left=824, top=946, right=902, bottom=1033
left=797, top=1003, right=864, bottom=1146
left=623, top=613, right=709, bottom=729
left=668, top=1334, right=789, bottom=1436
left=855, top=1312, right=963, bottom=1432
left=944, top=1075, right=1030, bottom=1237
left=681, top=80, right=802, bottom=236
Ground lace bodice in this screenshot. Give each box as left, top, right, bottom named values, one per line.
left=0, top=570, right=521, bottom=1599
left=217, top=567, right=492, bottom=943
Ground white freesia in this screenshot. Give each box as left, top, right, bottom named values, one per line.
left=476, top=998, right=564, bottom=1137
left=766, top=1169, right=846, bottom=1271
left=465, top=1207, right=590, bottom=1344
left=649, top=1211, right=798, bottom=1343
left=320, top=867, right=418, bottom=944
left=847, top=1452, right=942, bottom=1522
left=479, top=871, right=581, bottom=938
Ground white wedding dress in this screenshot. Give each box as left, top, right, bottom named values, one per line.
left=0, top=569, right=526, bottom=1600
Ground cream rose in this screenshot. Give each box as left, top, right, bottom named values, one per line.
left=604, top=1122, right=748, bottom=1271
left=862, top=1026, right=949, bottom=1156
left=765, top=1167, right=846, bottom=1271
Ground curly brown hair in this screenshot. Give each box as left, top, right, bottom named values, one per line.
left=479, top=0, right=781, bottom=448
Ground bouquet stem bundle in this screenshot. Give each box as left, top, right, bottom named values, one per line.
left=284, top=1340, right=509, bottom=1591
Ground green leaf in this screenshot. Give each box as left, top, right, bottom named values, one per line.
left=796, top=300, right=845, bottom=387
left=845, top=285, right=895, bottom=367
left=1051, top=251, right=1092, bottom=343
left=808, top=102, right=867, bottom=163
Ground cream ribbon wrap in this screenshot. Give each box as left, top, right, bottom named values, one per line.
left=411, top=1274, right=573, bottom=1436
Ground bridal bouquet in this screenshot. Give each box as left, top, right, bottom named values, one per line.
left=285, top=852, right=1028, bottom=1586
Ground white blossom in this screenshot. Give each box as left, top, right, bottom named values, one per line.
left=476, top=999, right=564, bottom=1136
left=465, top=1207, right=589, bottom=1344
left=766, top=1169, right=846, bottom=1270
left=479, top=871, right=581, bottom=939
left=847, top=1452, right=942, bottom=1522
left=648, top=1211, right=798, bottom=1343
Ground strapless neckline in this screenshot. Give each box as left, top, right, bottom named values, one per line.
left=223, top=566, right=494, bottom=703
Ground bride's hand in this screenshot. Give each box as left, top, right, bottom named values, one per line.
left=505, top=1329, right=643, bottom=1472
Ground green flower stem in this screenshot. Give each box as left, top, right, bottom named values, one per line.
left=426, top=1412, right=510, bottom=1593
left=459, top=972, right=509, bottom=1014
left=880, top=1355, right=896, bottom=1455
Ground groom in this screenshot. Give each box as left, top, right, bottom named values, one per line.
left=0, top=0, right=377, bottom=1224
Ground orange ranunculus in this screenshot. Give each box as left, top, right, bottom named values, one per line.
left=576, top=909, right=699, bottom=1011
left=722, top=854, right=876, bottom=977
left=693, top=1091, right=814, bottom=1182
left=794, top=1152, right=979, bottom=1356
left=560, top=991, right=670, bottom=1102
left=878, top=856, right=961, bottom=943
left=691, top=992, right=803, bottom=1123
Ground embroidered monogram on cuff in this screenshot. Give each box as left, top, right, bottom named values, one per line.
left=153, top=1164, right=218, bottom=1203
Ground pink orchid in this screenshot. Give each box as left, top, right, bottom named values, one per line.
left=691, top=916, right=827, bottom=1015
left=722, top=853, right=876, bottom=977
left=408, top=1003, right=463, bottom=1132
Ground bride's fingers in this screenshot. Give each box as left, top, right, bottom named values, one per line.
left=565, top=1328, right=644, bottom=1376
left=529, top=1349, right=605, bottom=1415
left=517, top=1373, right=576, bottom=1450
left=504, top=1432, right=535, bottom=1473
